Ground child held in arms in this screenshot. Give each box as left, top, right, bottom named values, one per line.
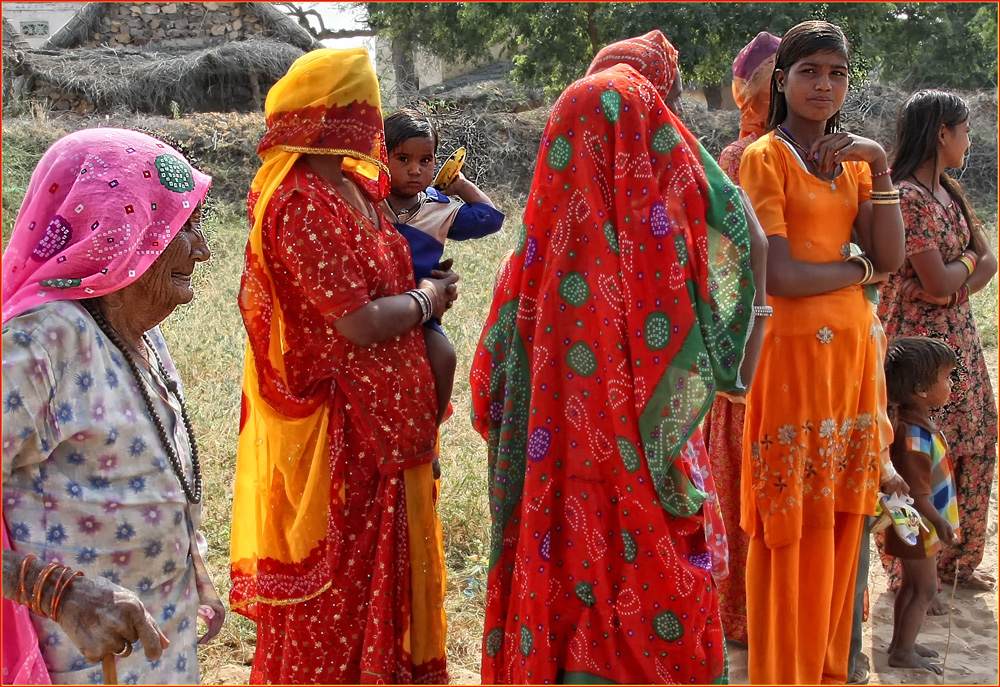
left=382, top=108, right=505, bottom=426
left=883, top=336, right=961, bottom=675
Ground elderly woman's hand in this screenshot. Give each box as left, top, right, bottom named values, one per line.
left=57, top=574, right=169, bottom=664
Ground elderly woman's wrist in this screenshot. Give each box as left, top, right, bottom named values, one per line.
left=13, top=556, right=83, bottom=621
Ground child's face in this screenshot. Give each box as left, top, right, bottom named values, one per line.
left=388, top=137, right=436, bottom=198
left=924, top=365, right=955, bottom=409
left=776, top=50, right=849, bottom=123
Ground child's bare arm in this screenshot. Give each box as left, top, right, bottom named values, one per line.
left=443, top=172, right=496, bottom=208
left=910, top=492, right=958, bottom=545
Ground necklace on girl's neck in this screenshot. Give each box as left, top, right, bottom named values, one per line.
left=777, top=125, right=839, bottom=191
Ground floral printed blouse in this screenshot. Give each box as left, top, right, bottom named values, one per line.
left=2, top=300, right=221, bottom=685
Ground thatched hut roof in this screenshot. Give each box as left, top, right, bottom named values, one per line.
left=12, top=37, right=306, bottom=113
left=42, top=2, right=322, bottom=52
left=3, top=17, right=30, bottom=50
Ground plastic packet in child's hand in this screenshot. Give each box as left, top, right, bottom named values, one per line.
left=880, top=492, right=928, bottom=546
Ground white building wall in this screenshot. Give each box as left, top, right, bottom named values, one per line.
left=2, top=2, right=78, bottom=48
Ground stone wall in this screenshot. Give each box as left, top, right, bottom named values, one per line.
left=88, top=3, right=272, bottom=49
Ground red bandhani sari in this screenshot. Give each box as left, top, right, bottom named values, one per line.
left=470, top=64, right=755, bottom=684
left=231, top=48, right=447, bottom=684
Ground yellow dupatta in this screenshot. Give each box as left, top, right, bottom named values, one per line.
left=229, top=48, right=391, bottom=615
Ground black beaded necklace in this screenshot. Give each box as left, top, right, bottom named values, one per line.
left=82, top=301, right=203, bottom=504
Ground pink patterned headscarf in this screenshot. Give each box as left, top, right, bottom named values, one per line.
left=586, top=30, right=680, bottom=99
left=732, top=32, right=781, bottom=138
left=2, top=128, right=210, bottom=324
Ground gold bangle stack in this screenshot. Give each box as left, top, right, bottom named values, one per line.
left=870, top=189, right=900, bottom=206
left=956, top=252, right=977, bottom=276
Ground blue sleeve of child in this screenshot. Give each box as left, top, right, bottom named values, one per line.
left=448, top=202, right=505, bottom=241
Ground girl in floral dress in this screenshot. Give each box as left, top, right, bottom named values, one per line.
left=877, top=90, right=998, bottom=596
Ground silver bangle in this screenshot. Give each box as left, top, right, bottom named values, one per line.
left=752, top=304, right=773, bottom=318
left=407, top=289, right=432, bottom=324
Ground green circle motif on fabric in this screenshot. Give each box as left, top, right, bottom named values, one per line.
left=651, top=123, right=683, bottom=154
left=674, top=233, right=689, bottom=267
left=574, top=580, right=597, bottom=607
left=520, top=624, right=533, bottom=656
left=601, top=89, right=622, bottom=123
left=515, top=221, right=528, bottom=255
left=547, top=135, right=572, bottom=171
left=616, top=436, right=641, bottom=473
left=485, top=627, right=504, bottom=658
left=154, top=154, right=195, bottom=193
left=645, top=311, right=671, bottom=350
left=654, top=610, right=684, bottom=641
left=622, top=529, right=638, bottom=563
left=559, top=271, right=590, bottom=307
left=603, top=221, right=620, bottom=255
left=566, top=341, right=597, bottom=376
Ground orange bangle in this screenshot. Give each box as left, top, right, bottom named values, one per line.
left=31, top=563, right=60, bottom=617
left=16, top=554, right=37, bottom=605
left=46, top=567, right=71, bottom=618
left=50, top=571, right=83, bottom=623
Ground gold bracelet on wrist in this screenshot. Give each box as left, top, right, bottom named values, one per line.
left=870, top=199, right=901, bottom=205
left=956, top=255, right=976, bottom=276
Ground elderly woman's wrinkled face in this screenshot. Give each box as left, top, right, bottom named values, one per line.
left=131, top=204, right=211, bottom=313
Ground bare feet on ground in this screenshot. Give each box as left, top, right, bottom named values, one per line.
left=887, top=641, right=939, bottom=658
left=926, top=595, right=947, bottom=616
left=962, top=570, right=996, bottom=590
left=888, top=648, right=942, bottom=675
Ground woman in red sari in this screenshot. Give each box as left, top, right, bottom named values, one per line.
left=470, top=35, right=767, bottom=683
left=230, top=48, right=456, bottom=684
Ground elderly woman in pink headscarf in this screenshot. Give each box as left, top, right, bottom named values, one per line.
left=2, top=128, right=223, bottom=684
left=701, top=31, right=781, bottom=647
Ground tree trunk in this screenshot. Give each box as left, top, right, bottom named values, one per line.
left=249, top=70, right=262, bottom=111
left=391, top=34, right=418, bottom=103
left=586, top=3, right=601, bottom=56
left=703, top=82, right=724, bottom=110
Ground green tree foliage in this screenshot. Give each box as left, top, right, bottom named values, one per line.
left=364, top=2, right=998, bottom=100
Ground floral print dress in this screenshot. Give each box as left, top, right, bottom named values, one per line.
left=2, top=300, right=222, bottom=685
left=877, top=180, right=998, bottom=584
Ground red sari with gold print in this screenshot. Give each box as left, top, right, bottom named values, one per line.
left=231, top=48, right=447, bottom=685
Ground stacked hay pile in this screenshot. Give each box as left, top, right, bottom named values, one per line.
left=4, top=2, right=319, bottom=115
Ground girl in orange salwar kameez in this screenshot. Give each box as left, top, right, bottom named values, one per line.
left=230, top=49, right=455, bottom=684
left=738, top=21, right=905, bottom=684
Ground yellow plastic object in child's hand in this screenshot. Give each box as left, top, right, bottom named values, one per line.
left=432, top=147, right=466, bottom=191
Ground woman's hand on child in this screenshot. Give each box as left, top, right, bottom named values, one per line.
left=420, top=268, right=460, bottom=320
left=808, top=133, right=888, bottom=175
